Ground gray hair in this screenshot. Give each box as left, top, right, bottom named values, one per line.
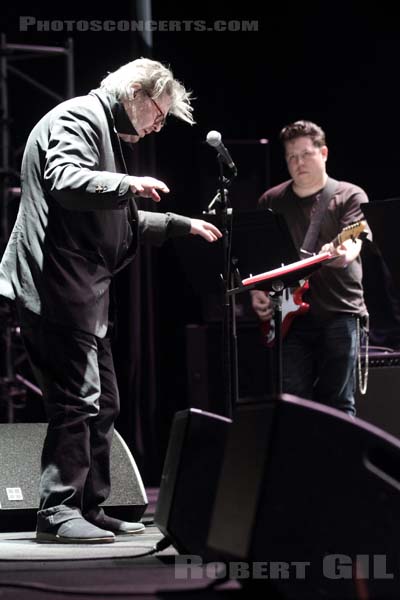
left=100, top=57, right=194, bottom=125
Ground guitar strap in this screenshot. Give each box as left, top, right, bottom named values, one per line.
left=300, top=177, right=338, bottom=257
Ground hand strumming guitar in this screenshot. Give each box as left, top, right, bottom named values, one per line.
left=250, top=290, right=274, bottom=321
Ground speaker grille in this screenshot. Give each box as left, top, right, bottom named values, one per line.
left=0, top=424, right=147, bottom=531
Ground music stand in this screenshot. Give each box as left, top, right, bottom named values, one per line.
left=229, top=252, right=334, bottom=394
left=173, top=209, right=334, bottom=410
left=174, top=209, right=303, bottom=293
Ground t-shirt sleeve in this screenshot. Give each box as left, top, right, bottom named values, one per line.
left=340, top=187, right=372, bottom=241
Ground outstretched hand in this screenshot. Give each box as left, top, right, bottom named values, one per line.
left=190, top=219, right=222, bottom=242
left=129, top=176, right=170, bottom=202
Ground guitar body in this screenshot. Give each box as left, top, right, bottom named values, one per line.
left=261, top=281, right=310, bottom=347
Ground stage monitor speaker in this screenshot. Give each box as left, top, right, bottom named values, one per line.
left=208, top=395, right=400, bottom=598
left=154, top=408, right=231, bottom=558
left=356, top=351, right=400, bottom=439
left=0, top=423, right=147, bottom=532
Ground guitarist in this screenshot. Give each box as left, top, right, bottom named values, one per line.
left=251, top=120, right=371, bottom=416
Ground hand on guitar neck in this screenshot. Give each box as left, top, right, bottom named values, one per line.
left=318, top=219, right=367, bottom=269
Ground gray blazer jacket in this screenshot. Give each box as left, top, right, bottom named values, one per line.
left=0, top=90, right=191, bottom=337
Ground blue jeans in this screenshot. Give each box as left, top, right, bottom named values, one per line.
left=282, top=313, right=358, bottom=415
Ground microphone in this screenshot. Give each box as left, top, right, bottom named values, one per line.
left=206, top=130, right=237, bottom=175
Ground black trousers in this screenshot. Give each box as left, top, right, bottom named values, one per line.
left=20, top=310, right=120, bottom=528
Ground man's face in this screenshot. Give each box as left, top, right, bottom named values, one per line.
left=284, top=136, right=328, bottom=187
left=121, top=86, right=171, bottom=144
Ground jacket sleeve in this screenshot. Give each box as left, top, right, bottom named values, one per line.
left=138, top=211, right=191, bottom=246
left=43, top=105, right=133, bottom=210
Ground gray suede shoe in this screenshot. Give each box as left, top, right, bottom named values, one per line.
left=36, top=517, right=115, bottom=544
left=87, top=513, right=145, bottom=535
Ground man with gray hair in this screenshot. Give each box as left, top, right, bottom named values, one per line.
left=0, top=57, right=221, bottom=543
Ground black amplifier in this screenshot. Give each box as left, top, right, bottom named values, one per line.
left=356, top=349, right=400, bottom=439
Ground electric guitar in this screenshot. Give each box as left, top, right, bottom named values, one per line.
left=260, top=220, right=367, bottom=346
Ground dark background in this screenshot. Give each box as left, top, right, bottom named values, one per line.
left=2, top=1, right=400, bottom=481
left=3, top=2, right=400, bottom=201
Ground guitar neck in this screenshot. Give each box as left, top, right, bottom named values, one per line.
left=332, top=232, right=346, bottom=248
left=331, top=220, right=366, bottom=248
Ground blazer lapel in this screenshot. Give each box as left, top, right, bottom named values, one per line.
left=89, top=89, right=130, bottom=174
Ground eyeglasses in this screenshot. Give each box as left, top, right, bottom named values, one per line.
left=286, top=149, right=319, bottom=163
left=143, top=90, right=167, bottom=128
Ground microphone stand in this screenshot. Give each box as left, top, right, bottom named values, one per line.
left=214, top=157, right=237, bottom=418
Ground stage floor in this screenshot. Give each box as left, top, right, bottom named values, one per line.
left=1, top=489, right=398, bottom=599
left=0, top=524, right=169, bottom=561
left=0, top=527, right=242, bottom=599
left=0, top=488, right=241, bottom=599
